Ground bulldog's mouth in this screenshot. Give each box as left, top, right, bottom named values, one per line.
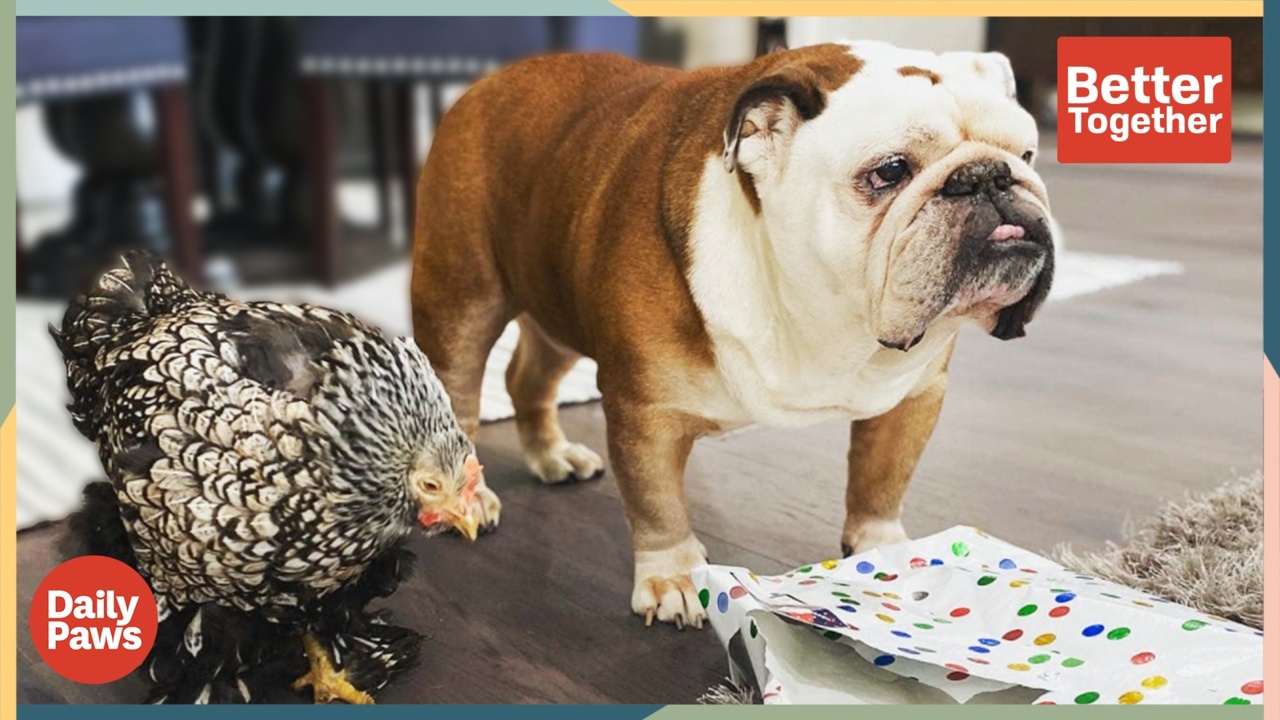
left=988, top=223, right=1029, bottom=243
left=982, top=223, right=1043, bottom=261
left=959, top=207, right=1051, bottom=321
left=987, top=223, right=1047, bottom=248
left=876, top=192, right=1055, bottom=352
left=974, top=212, right=1054, bottom=341
left=878, top=333, right=926, bottom=353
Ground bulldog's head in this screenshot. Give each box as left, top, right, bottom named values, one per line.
left=721, top=41, right=1055, bottom=350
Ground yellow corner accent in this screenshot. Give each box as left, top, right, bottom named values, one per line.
left=2, top=407, right=16, bottom=720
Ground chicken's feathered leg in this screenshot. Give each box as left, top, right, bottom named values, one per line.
left=292, top=633, right=375, bottom=705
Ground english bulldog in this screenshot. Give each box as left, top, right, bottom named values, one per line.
left=410, top=40, right=1055, bottom=627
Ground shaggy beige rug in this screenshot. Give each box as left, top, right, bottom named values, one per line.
left=1054, top=473, right=1263, bottom=630
left=699, top=473, right=1264, bottom=704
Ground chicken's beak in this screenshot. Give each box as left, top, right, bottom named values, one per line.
left=450, top=453, right=483, bottom=542
left=450, top=507, right=480, bottom=542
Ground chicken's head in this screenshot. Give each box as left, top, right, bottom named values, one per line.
left=409, top=453, right=482, bottom=541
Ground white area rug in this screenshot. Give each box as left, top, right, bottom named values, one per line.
left=1050, top=251, right=1183, bottom=302
left=15, top=251, right=1181, bottom=530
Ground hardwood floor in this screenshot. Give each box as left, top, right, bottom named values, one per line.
left=15, top=140, right=1262, bottom=704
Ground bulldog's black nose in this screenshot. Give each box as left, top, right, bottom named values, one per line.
left=942, top=160, right=1013, bottom=197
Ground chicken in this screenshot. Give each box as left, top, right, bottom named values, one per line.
left=52, top=252, right=497, bottom=703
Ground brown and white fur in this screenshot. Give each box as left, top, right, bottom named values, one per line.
left=411, top=40, right=1056, bottom=628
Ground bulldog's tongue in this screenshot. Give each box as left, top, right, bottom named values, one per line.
left=988, top=224, right=1026, bottom=242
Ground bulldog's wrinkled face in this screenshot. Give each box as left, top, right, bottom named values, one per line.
left=723, top=41, right=1055, bottom=350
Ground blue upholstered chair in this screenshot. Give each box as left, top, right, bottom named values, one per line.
left=292, top=17, right=644, bottom=284
left=17, top=17, right=188, bottom=103
left=17, top=17, right=201, bottom=293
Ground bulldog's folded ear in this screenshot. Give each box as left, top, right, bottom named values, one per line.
left=944, top=50, right=1017, bottom=101
left=722, top=67, right=826, bottom=174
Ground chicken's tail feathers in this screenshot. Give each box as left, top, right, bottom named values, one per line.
left=53, top=251, right=198, bottom=354
left=126, top=250, right=201, bottom=315
left=52, top=252, right=199, bottom=437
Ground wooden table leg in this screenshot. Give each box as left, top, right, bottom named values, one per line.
left=155, top=85, right=204, bottom=285
left=303, top=78, right=340, bottom=286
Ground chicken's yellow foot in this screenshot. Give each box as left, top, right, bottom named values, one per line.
left=292, top=633, right=375, bottom=705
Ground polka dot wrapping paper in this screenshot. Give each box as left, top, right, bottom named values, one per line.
left=691, top=526, right=1263, bottom=705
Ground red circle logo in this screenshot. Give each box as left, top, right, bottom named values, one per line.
left=29, top=556, right=159, bottom=684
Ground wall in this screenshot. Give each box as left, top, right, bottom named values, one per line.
left=658, top=17, right=758, bottom=69
left=787, top=17, right=987, bottom=54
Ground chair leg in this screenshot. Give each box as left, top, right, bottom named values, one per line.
left=303, top=78, right=340, bottom=286
left=154, top=85, right=204, bottom=285
left=396, top=82, right=422, bottom=244
left=428, top=81, right=447, bottom=134
left=755, top=18, right=788, bottom=56
left=369, top=82, right=397, bottom=233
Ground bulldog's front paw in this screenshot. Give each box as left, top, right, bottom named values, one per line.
left=470, top=478, right=502, bottom=535
left=841, top=517, right=908, bottom=557
left=631, top=535, right=709, bottom=629
left=524, top=440, right=605, bottom=484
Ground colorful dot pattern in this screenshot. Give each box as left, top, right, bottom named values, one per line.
left=1142, top=675, right=1167, bottom=689
left=694, top=528, right=1262, bottom=706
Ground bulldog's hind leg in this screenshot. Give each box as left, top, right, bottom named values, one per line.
left=506, top=315, right=605, bottom=484
left=411, top=254, right=508, bottom=532
left=842, top=349, right=951, bottom=557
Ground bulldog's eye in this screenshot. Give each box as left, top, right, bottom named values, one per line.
left=1021, top=150, right=1036, bottom=164
left=868, top=157, right=910, bottom=191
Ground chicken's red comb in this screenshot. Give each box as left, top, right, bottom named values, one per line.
left=462, top=454, right=482, bottom=503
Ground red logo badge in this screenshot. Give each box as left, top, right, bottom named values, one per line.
left=29, top=556, right=159, bottom=684
left=1057, top=37, right=1231, bottom=163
